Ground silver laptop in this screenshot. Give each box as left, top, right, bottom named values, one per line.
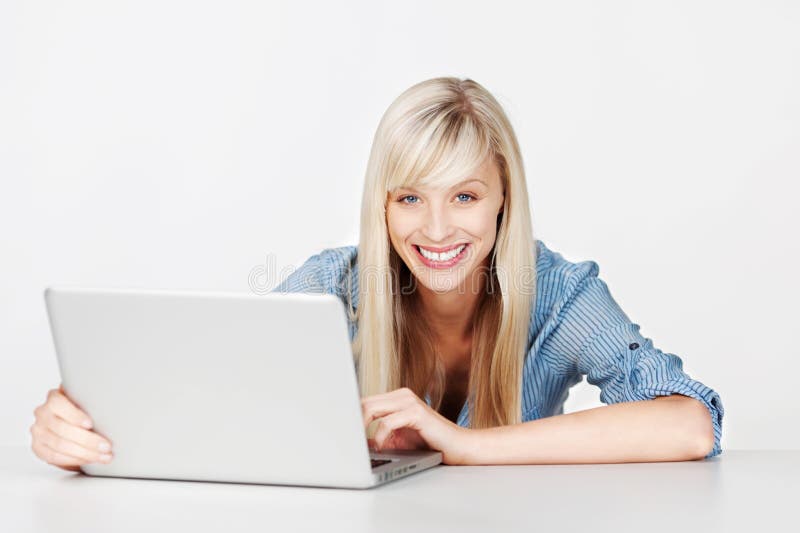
left=44, top=287, right=442, bottom=489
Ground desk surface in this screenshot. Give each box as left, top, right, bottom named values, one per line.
left=1, top=446, right=796, bottom=532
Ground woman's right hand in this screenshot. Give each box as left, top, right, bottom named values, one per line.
left=30, top=384, right=114, bottom=471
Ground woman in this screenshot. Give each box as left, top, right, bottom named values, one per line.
left=30, top=77, right=724, bottom=469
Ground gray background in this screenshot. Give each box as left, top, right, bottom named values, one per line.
left=1, top=0, right=797, bottom=449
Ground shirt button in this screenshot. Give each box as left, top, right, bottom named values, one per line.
left=629, top=343, right=640, bottom=350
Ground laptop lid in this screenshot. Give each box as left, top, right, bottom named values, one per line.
left=44, top=287, right=376, bottom=488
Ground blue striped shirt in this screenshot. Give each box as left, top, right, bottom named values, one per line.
left=270, top=239, right=724, bottom=459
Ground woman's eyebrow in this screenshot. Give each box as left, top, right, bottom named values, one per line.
left=450, top=178, right=488, bottom=189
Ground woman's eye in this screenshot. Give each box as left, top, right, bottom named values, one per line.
left=398, top=194, right=474, bottom=204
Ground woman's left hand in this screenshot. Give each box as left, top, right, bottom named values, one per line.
left=361, top=387, right=475, bottom=465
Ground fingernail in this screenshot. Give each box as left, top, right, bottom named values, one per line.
left=98, top=442, right=110, bottom=453
left=99, top=454, right=112, bottom=463
left=82, top=419, right=93, bottom=429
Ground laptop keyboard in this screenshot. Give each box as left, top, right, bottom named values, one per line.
left=371, top=458, right=392, bottom=468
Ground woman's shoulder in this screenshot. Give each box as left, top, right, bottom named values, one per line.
left=534, top=239, right=601, bottom=288
left=528, top=240, right=614, bottom=352
left=321, top=245, right=359, bottom=270
left=318, top=245, right=359, bottom=296
left=530, top=239, right=611, bottom=328
left=268, top=245, right=357, bottom=296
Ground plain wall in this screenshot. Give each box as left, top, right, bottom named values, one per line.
left=1, top=0, right=798, bottom=449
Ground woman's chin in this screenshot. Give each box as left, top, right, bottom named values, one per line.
left=416, top=275, right=466, bottom=295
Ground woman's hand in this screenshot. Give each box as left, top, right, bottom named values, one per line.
left=30, top=384, right=114, bottom=471
left=361, top=387, right=475, bottom=465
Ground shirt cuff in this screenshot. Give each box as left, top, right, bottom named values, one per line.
left=628, top=379, right=725, bottom=459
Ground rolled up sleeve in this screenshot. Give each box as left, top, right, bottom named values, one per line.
left=541, top=261, right=725, bottom=459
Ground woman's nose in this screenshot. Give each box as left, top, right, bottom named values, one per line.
left=422, top=208, right=454, bottom=242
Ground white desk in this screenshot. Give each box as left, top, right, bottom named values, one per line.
left=0, top=446, right=795, bottom=532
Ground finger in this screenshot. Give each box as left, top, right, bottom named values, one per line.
left=373, top=411, right=413, bottom=450
left=361, top=395, right=417, bottom=428
left=361, top=398, right=401, bottom=429
left=47, top=414, right=112, bottom=455
left=362, top=387, right=416, bottom=403
left=47, top=390, right=93, bottom=429
left=32, top=439, right=85, bottom=470
left=35, top=425, right=112, bottom=465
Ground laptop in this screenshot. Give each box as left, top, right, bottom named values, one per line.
left=43, top=287, right=442, bottom=489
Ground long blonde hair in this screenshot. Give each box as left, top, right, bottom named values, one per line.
left=351, top=77, right=536, bottom=429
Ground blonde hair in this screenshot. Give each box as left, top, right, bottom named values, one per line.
left=350, top=77, right=536, bottom=429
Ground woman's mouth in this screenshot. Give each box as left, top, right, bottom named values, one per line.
left=413, top=243, right=470, bottom=269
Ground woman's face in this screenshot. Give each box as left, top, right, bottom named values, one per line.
left=386, top=156, right=505, bottom=295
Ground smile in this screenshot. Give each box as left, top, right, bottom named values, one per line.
left=413, top=244, right=470, bottom=268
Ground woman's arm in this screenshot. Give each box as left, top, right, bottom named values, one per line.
left=362, top=388, right=714, bottom=466
left=531, top=256, right=725, bottom=460
left=463, top=394, right=714, bottom=465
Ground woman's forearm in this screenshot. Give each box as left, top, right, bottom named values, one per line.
left=463, top=394, right=714, bottom=465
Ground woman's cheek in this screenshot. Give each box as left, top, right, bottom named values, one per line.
left=385, top=209, right=407, bottom=239
left=459, top=207, right=497, bottom=238
left=389, top=217, right=416, bottom=244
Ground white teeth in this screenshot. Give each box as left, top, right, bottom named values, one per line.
left=418, top=244, right=466, bottom=262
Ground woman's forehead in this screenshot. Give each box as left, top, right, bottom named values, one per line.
left=388, top=156, right=500, bottom=192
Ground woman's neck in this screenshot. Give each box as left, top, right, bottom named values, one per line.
left=415, top=267, right=488, bottom=344
left=417, top=288, right=480, bottom=343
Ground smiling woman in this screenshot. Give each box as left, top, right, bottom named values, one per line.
left=264, top=77, right=725, bottom=465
